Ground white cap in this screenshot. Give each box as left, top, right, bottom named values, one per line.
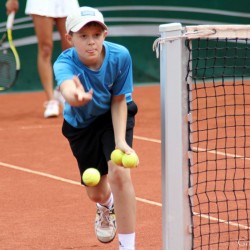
left=66, top=6, right=107, bottom=33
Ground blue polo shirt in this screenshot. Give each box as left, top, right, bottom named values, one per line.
left=53, top=41, right=133, bottom=128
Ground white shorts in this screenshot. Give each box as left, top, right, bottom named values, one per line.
left=25, top=0, right=79, bottom=18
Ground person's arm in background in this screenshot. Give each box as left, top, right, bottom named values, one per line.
left=5, top=0, right=19, bottom=14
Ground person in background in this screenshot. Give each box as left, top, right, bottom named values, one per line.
left=53, top=6, right=137, bottom=250
left=5, top=0, right=79, bottom=118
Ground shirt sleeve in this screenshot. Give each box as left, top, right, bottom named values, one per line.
left=112, top=48, right=133, bottom=96
left=53, top=52, right=75, bottom=86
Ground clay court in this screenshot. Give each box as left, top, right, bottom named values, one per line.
left=0, top=85, right=162, bottom=250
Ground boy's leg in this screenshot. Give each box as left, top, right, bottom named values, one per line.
left=85, top=175, right=117, bottom=243
left=61, top=101, right=137, bottom=248
left=108, top=162, right=136, bottom=250
left=62, top=119, right=117, bottom=243
left=108, top=165, right=136, bottom=232
left=102, top=101, right=137, bottom=249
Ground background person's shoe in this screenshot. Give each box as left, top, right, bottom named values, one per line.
left=44, top=100, right=59, bottom=118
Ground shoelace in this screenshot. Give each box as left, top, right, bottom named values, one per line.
left=97, top=207, right=112, bottom=227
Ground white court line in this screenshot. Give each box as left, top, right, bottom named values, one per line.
left=134, top=135, right=161, bottom=143
left=193, top=146, right=250, bottom=161
left=0, top=161, right=162, bottom=207
left=0, top=124, right=61, bottom=131
left=191, top=146, right=250, bottom=230
left=193, top=212, right=250, bottom=230
left=1, top=130, right=249, bottom=229
left=0, top=162, right=81, bottom=186
left=133, top=137, right=250, bottom=230
left=20, top=124, right=61, bottom=130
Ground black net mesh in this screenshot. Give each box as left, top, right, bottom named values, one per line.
left=187, top=38, right=250, bottom=249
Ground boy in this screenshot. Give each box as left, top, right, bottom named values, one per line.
left=53, top=6, right=138, bottom=250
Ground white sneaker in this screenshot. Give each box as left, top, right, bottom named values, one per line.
left=54, top=87, right=65, bottom=107
left=95, top=204, right=116, bottom=243
left=44, top=100, right=59, bottom=118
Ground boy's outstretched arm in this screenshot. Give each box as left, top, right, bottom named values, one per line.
left=60, top=76, right=93, bottom=107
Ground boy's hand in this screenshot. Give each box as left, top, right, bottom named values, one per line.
left=112, top=143, right=140, bottom=168
left=60, top=76, right=93, bottom=107
left=73, top=76, right=93, bottom=105
left=116, top=142, right=134, bottom=155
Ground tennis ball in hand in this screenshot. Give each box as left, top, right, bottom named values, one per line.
left=122, top=152, right=139, bottom=168
left=82, top=168, right=101, bottom=187
left=110, top=149, right=125, bottom=166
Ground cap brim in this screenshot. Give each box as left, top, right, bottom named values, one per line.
left=70, top=20, right=107, bottom=32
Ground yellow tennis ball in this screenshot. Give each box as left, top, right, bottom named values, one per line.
left=82, top=168, right=101, bottom=187
left=122, top=152, right=139, bottom=168
left=110, top=149, right=125, bottom=166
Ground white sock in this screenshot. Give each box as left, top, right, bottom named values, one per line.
left=119, top=233, right=135, bottom=250
left=98, top=192, right=114, bottom=209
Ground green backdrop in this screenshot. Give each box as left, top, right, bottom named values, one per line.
left=0, top=0, right=250, bottom=92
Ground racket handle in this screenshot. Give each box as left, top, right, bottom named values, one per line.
left=6, top=12, right=15, bottom=30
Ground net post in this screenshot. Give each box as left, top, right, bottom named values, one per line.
left=159, top=23, right=192, bottom=250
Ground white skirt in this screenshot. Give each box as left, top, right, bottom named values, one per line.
left=25, top=0, right=79, bottom=18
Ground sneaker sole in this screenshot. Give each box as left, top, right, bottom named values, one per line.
left=96, top=233, right=116, bottom=244
left=44, top=113, right=59, bottom=118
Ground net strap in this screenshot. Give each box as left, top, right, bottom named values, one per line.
left=152, top=29, right=215, bottom=58
left=153, top=24, right=250, bottom=58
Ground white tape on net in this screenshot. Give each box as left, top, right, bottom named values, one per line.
left=152, top=29, right=216, bottom=58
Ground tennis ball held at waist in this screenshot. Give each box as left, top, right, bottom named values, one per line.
left=110, top=149, right=139, bottom=168
left=122, top=152, right=139, bottom=168
left=110, top=149, right=124, bottom=166
left=82, top=168, right=101, bottom=186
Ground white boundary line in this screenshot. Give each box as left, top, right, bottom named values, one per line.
left=134, top=135, right=161, bottom=143
left=193, top=212, right=250, bottom=230
left=1, top=133, right=249, bottom=229
left=190, top=146, right=250, bottom=230
left=192, top=146, right=250, bottom=161
left=0, top=160, right=162, bottom=207
left=0, top=162, right=80, bottom=185
left=133, top=137, right=250, bottom=230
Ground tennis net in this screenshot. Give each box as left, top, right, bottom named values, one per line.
left=154, top=24, right=250, bottom=249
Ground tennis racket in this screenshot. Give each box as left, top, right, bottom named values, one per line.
left=0, top=12, right=21, bottom=91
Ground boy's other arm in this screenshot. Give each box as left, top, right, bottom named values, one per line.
left=111, top=95, right=134, bottom=154
left=60, top=76, right=93, bottom=107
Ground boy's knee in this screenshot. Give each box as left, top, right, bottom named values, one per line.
left=87, top=191, right=106, bottom=203
left=108, top=165, right=131, bottom=187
